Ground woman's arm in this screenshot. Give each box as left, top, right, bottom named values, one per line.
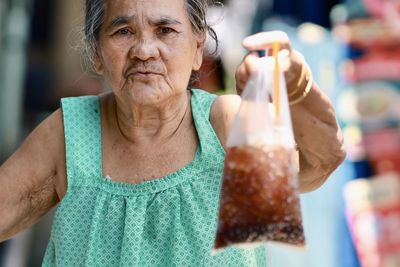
left=290, top=81, right=345, bottom=192
left=0, top=109, right=67, bottom=242
left=211, top=31, right=345, bottom=193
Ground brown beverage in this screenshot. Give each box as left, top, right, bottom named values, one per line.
left=214, top=145, right=305, bottom=249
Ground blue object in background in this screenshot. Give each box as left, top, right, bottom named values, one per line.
left=251, top=0, right=343, bottom=34
left=339, top=211, right=361, bottom=267
left=0, top=242, right=7, bottom=265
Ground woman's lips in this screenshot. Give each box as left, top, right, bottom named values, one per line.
left=128, top=72, right=162, bottom=79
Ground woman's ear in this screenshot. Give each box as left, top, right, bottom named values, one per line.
left=94, top=52, right=104, bottom=75
left=193, top=32, right=206, bottom=71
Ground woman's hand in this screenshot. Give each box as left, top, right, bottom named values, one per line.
left=234, top=31, right=346, bottom=193
left=235, top=31, right=305, bottom=97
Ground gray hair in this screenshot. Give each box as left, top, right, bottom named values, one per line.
left=84, top=0, right=219, bottom=85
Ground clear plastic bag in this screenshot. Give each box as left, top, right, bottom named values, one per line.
left=214, top=52, right=305, bottom=250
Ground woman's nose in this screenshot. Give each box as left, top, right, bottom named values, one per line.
left=129, top=36, right=160, bottom=61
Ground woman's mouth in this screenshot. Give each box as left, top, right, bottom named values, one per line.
left=128, top=71, right=162, bottom=80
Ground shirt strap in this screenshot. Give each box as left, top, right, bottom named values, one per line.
left=62, top=96, right=102, bottom=188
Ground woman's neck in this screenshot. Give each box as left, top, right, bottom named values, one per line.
left=109, top=90, right=191, bottom=145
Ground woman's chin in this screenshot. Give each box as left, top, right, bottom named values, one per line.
left=125, top=84, right=172, bottom=106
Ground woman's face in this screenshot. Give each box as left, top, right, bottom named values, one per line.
left=97, top=0, right=205, bottom=105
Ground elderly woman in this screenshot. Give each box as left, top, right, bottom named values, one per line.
left=0, top=0, right=344, bottom=266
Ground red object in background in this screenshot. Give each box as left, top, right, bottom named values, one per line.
left=363, top=0, right=400, bottom=17
left=344, top=49, right=400, bottom=83
left=344, top=174, right=400, bottom=267
left=333, top=18, right=400, bottom=50
left=363, top=128, right=400, bottom=174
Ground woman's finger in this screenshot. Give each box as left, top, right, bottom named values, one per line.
left=235, top=52, right=259, bottom=95
left=242, top=31, right=292, bottom=53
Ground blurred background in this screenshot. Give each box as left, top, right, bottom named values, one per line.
left=0, top=0, right=399, bottom=266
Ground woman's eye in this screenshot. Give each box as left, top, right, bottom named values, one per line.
left=159, top=27, right=174, bottom=35
left=115, top=28, right=132, bottom=36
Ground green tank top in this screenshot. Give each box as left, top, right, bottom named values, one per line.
left=42, top=89, right=266, bottom=266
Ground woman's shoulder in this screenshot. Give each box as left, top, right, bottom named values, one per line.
left=209, top=94, right=241, bottom=148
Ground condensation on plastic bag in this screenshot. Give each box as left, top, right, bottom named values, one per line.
left=214, top=145, right=304, bottom=249
left=214, top=56, right=305, bottom=250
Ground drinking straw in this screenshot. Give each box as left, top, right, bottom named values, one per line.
left=273, top=42, right=281, bottom=123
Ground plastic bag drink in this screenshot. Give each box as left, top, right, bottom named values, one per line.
left=214, top=52, right=305, bottom=250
